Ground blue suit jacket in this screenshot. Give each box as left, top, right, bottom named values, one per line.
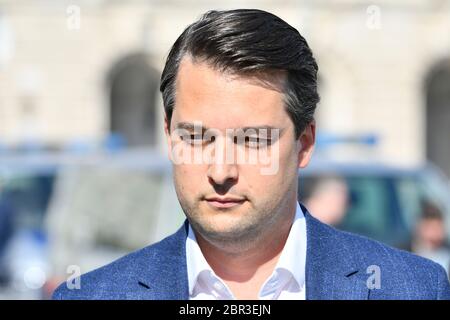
left=53, top=205, right=450, bottom=300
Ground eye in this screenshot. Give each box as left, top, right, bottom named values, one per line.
left=180, top=133, right=202, bottom=144
left=234, top=136, right=272, bottom=148
left=181, top=133, right=215, bottom=145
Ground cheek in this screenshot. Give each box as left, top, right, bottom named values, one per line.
left=268, top=144, right=300, bottom=195
left=276, top=141, right=300, bottom=176
left=174, top=165, right=206, bottom=191
left=241, top=151, right=297, bottom=195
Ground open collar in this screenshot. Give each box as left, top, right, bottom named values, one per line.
left=136, top=203, right=368, bottom=300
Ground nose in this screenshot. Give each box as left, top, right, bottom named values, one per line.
left=206, top=136, right=238, bottom=187
left=207, top=161, right=239, bottom=186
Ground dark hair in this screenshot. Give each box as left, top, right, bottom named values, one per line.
left=160, top=9, right=320, bottom=138
left=420, top=200, right=444, bottom=221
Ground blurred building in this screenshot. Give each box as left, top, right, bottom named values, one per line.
left=0, top=0, right=449, bottom=175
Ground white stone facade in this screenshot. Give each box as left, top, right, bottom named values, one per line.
left=0, top=0, right=449, bottom=169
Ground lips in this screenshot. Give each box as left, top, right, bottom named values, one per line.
left=204, top=196, right=246, bottom=209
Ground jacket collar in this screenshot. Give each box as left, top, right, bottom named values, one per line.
left=135, top=221, right=190, bottom=299
left=303, top=204, right=369, bottom=300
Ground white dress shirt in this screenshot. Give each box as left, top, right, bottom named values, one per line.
left=186, top=202, right=307, bottom=300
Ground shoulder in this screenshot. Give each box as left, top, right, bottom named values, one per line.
left=52, top=244, right=155, bottom=300
left=52, top=224, right=187, bottom=300
left=328, top=224, right=450, bottom=299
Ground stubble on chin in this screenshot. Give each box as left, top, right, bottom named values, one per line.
left=184, top=200, right=282, bottom=254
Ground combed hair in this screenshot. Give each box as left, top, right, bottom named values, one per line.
left=160, top=9, right=320, bottom=137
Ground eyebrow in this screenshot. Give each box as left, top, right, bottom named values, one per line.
left=241, top=126, right=282, bottom=133
left=174, top=122, right=283, bottom=134
left=174, top=122, right=208, bottom=132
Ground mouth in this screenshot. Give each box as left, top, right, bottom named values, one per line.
left=204, top=196, right=247, bottom=209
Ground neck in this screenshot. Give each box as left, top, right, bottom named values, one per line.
left=194, top=202, right=296, bottom=298
left=197, top=224, right=290, bottom=280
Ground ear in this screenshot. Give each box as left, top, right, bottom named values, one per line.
left=164, top=115, right=173, bottom=161
left=298, top=120, right=316, bottom=168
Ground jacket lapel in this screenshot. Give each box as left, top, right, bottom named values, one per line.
left=303, top=204, right=369, bottom=300
left=134, top=221, right=190, bottom=300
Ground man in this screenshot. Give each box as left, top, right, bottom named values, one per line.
left=301, top=175, right=349, bottom=227
left=412, top=201, right=450, bottom=277
left=53, top=9, right=450, bottom=300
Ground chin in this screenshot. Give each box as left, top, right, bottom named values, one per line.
left=197, top=213, right=260, bottom=239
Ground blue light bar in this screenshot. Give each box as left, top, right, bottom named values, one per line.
left=103, top=133, right=127, bottom=152
left=316, top=133, right=379, bottom=147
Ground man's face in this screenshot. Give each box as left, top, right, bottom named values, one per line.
left=165, top=56, right=315, bottom=248
left=417, top=218, right=446, bottom=250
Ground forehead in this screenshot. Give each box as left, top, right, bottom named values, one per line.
left=172, top=56, right=291, bottom=131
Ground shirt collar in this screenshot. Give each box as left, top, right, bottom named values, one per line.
left=271, top=202, right=306, bottom=290
left=185, top=202, right=307, bottom=296
left=186, top=223, right=214, bottom=296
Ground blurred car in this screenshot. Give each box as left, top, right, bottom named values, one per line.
left=44, top=147, right=185, bottom=290
left=1, top=134, right=450, bottom=299
left=298, top=155, right=450, bottom=251
left=0, top=151, right=58, bottom=298
left=0, top=146, right=184, bottom=299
